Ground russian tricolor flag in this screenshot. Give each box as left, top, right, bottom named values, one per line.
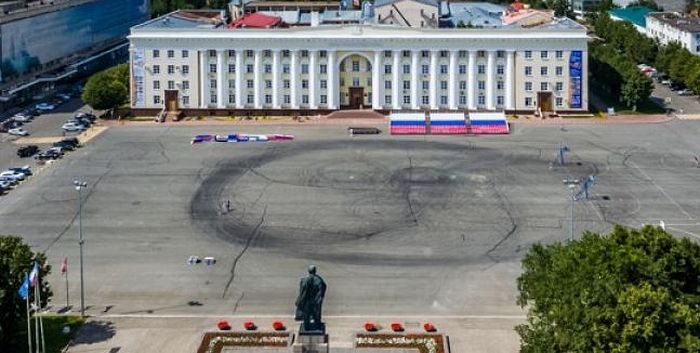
left=390, top=113, right=426, bottom=135
left=430, top=113, right=467, bottom=135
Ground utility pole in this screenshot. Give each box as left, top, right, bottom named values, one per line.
left=74, top=180, right=87, bottom=317
left=563, top=179, right=579, bottom=242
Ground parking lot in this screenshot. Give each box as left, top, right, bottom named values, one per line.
left=653, top=81, right=700, bottom=114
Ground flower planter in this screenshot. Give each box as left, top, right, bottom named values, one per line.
left=243, top=321, right=257, bottom=330
left=423, top=322, right=437, bottom=332
left=217, top=320, right=231, bottom=331
left=364, top=322, right=378, bottom=332
left=272, top=321, right=286, bottom=331
left=390, top=322, right=404, bottom=332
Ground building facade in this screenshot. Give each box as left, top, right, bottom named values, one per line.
left=128, top=10, right=588, bottom=114
left=646, top=12, right=700, bottom=54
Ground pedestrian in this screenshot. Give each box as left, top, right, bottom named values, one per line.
left=225, top=200, right=231, bottom=212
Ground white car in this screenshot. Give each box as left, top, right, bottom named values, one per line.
left=0, top=170, right=25, bottom=181
left=57, top=93, right=71, bottom=101
left=678, top=89, right=694, bottom=96
left=35, top=103, right=55, bottom=111
left=0, top=180, right=13, bottom=189
left=12, top=114, right=32, bottom=122
left=8, top=128, right=29, bottom=136
left=62, top=122, right=85, bottom=131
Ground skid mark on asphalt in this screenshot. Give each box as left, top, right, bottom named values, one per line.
left=222, top=206, right=266, bottom=298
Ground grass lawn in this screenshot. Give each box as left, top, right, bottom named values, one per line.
left=9, top=315, right=85, bottom=353
left=590, top=84, right=666, bottom=115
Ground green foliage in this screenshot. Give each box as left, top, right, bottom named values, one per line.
left=517, top=225, right=700, bottom=353
left=0, top=236, right=51, bottom=347
left=621, top=69, right=654, bottom=109
left=81, top=64, right=129, bottom=111
left=594, top=14, right=658, bottom=65
left=655, top=42, right=700, bottom=94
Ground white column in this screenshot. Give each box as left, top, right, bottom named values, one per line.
left=392, top=50, right=400, bottom=110
left=290, top=50, right=299, bottom=108
left=272, top=50, right=281, bottom=109
left=505, top=50, right=514, bottom=110
left=429, top=50, right=438, bottom=110
left=411, top=50, right=419, bottom=110
left=199, top=50, right=207, bottom=108
left=328, top=50, right=337, bottom=109
left=486, top=50, right=496, bottom=110
left=309, top=50, right=318, bottom=109
left=235, top=50, right=243, bottom=109
left=448, top=50, right=458, bottom=110
left=467, top=50, right=476, bottom=110
left=372, top=50, right=381, bottom=109
left=253, top=49, right=262, bottom=109
left=216, top=50, right=225, bottom=108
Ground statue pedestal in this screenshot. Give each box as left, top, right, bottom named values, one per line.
left=293, top=326, right=328, bottom=353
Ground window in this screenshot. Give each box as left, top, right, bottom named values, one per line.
left=459, top=95, right=466, bottom=105
left=541, top=51, right=548, bottom=59
left=153, top=80, right=160, bottom=90
left=541, top=82, right=548, bottom=91
left=265, top=80, right=272, bottom=89
left=525, top=82, right=532, bottom=91
left=497, top=96, right=504, bottom=105
left=385, top=95, right=392, bottom=104
left=320, top=64, right=327, bottom=74
left=246, top=50, right=254, bottom=57
left=301, top=64, right=309, bottom=74
left=264, top=64, right=272, bottom=74
left=228, top=64, right=236, bottom=73
left=459, top=50, right=467, bottom=58
left=367, top=77, right=372, bottom=86
left=352, top=61, right=360, bottom=72
left=422, top=96, right=429, bottom=105
left=497, top=50, right=505, bottom=58
left=525, top=66, right=532, bottom=76
left=353, top=78, right=360, bottom=87
left=440, top=81, right=448, bottom=90
left=182, top=80, right=189, bottom=90
left=210, top=79, right=217, bottom=89
left=302, top=95, right=309, bottom=104
left=229, top=94, right=235, bottom=104
left=320, top=80, right=327, bottom=89
left=320, top=95, right=327, bottom=104
left=228, top=50, right=235, bottom=57
left=283, top=64, right=290, bottom=74
left=301, top=50, right=308, bottom=57
left=440, top=50, right=448, bottom=58
left=263, top=50, right=271, bottom=58
left=422, top=51, right=429, bottom=58
left=265, top=95, right=272, bottom=104
left=247, top=80, right=254, bottom=88
left=385, top=80, right=392, bottom=89
left=541, top=66, right=548, bottom=76
left=246, top=64, right=253, bottom=73
left=403, top=95, right=411, bottom=104
left=555, top=50, right=563, bottom=59
left=525, top=97, right=532, bottom=106
left=211, top=94, right=217, bottom=104
left=247, top=94, right=254, bottom=104
left=182, top=50, right=189, bottom=58
left=496, top=65, right=504, bottom=75
left=459, top=65, right=466, bottom=74
left=182, top=65, right=189, bottom=74
left=524, top=50, right=532, bottom=59
left=422, top=65, right=429, bottom=74
left=478, top=50, right=485, bottom=58
left=422, top=81, right=429, bottom=90
left=403, top=80, right=411, bottom=89
left=153, top=65, right=160, bottom=74
left=478, top=95, right=485, bottom=105
left=284, top=80, right=290, bottom=89
left=478, top=81, right=485, bottom=90
left=154, top=95, right=161, bottom=104
left=153, top=49, right=159, bottom=58
left=209, top=50, right=216, bottom=57
left=403, top=51, right=411, bottom=57
left=556, top=97, right=563, bottom=106
left=403, top=65, right=410, bottom=74
left=302, top=80, right=309, bottom=89
left=440, top=96, right=448, bottom=105
left=319, top=50, right=327, bottom=58
left=459, top=81, right=467, bottom=90
left=167, top=50, right=174, bottom=58
left=209, top=64, right=216, bottom=73
left=440, top=65, right=448, bottom=74
left=496, top=81, right=503, bottom=90
left=168, top=65, right=175, bottom=74
left=385, top=65, right=392, bottom=74
left=229, top=79, right=235, bottom=88
left=182, top=96, right=189, bottom=105
left=556, top=66, right=563, bottom=76
left=340, top=63, right=345, bottom=72
left=556, top=82, right=563, bottom=91
left=384, top=50, right=392, bottom=58
left=284, top=95, right=290, bottom=104
left=478, top=65, right=485, bottom=74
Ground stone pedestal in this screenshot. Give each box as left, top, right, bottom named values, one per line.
left=293, top=328, right=329, bottom=353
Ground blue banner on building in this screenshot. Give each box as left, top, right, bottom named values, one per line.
left=569, top=50, right=582, bottom=109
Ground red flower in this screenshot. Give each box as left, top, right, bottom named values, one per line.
left=390, top=322, right=404, bottom=332
left=217, top=320, right=231, bottom=330
left=423, top=322, right=436, bottom=332
left=244, top=321, right=257, bottom=330
left=272, top=321, right=286, bottom=331
left=364, top=322, right=377, bottom=332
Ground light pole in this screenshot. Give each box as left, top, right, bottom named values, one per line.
left=563, top=179, right=579, bottom=242
left=74, top=180, right=87, bottom=317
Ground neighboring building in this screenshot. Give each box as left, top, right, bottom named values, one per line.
left=608, top=6, right=654, bottom=34
left=646, top=12, right=700, bottom=54
left=569, top=0, right=601, bottom=16
left=440, top=2, right=505, bottom=28
left=128, top=6, right=589, bottom=115
left=375, top=0, right=439, bottom=28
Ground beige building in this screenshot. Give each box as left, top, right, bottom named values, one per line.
left=375, top=0, right=439, bottom=28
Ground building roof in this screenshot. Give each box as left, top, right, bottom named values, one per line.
left=647, top=11, right=700, bottom=32
left=229, top=12, right=283, bottom=28
left=136, top=10, right=224, bottom=29
left=442, top=2, right=506, bottom=28
left=374, top=0, right=439, bottom=9
left=608, top=6, right=653, bottom=28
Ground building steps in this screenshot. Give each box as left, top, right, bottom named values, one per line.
left=324, top=110, right=386, bottom=119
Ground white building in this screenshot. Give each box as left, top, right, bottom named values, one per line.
left=646, top=12, right=700, bottom=54
left=128, top=6, right=589, bottom=115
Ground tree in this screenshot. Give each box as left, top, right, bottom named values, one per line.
left=82, top=64, right=129, bottom=112
left=517, top=225, right=700, bottom=353
left=0, top=236, right=51, bottom=347
left=621, top=70, right=653, bottom=109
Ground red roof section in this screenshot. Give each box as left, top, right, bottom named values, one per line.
left=228, top=12, right=283, bottom=28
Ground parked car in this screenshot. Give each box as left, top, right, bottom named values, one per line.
left=75, top=112, right=96, bottom=122
left=17, top=145, right=39, bottom=157
left=12, top=113, right=32, bottom=122
left=8, top=128, right=29, bottom=136
left=0, top=176, right=19, bottom=185
left=57, top=93, right=71, bottom=101
left=47, top=146, right=65, bottom=155
left=35, top=103, right=55, bottom=111
left=61, top=122, right=85, bottom=131
left=0, top=180, right=13, bottom=190
left=8, top=166, right=32, bottom=176
left=0, top=169, right=25, bottom=181
left=678, top=89, right=694, bottom=96
left=53, top=141, right=75, bottom=151
left=661, top=79, right=672, bottom=85
left=60, top=137, right=80, bottom=148
left=3, top=120, right=23, bottom=129
left=34, top=150, right=61, bottom=160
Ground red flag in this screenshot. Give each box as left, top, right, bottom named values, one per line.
left=60, top=257, right=67, bottom=275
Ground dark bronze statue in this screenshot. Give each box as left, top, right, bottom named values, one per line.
left=295, top=265, right=327, bottom=332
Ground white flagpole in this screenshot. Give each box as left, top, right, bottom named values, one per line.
left=38, top=271, right=45, bottom=353
left=33, top=284, right=39, bottom=353
left=25, top=291, right=32, bottom=353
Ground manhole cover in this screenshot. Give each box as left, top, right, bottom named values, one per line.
left=601, top=195, right=610, bottom=200
left=576, top=162, right=583, bottom=166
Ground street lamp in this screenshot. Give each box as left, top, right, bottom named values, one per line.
left=563, top=179, right=579, bottom=242
left=73, top=180, right=87, bottom=317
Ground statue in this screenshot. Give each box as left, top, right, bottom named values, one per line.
left=295, top=265, right=327, bottom=332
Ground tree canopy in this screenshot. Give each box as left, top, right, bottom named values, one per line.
left=81, top=63, right=129, bottom=112
left=0, top=236, right=51, bottom=347
left=517, top=225, right=700, bottom=352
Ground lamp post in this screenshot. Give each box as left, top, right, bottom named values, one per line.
left=74, top=180, right=87, bottom=317
left=563, top=179, right=579, bottom=242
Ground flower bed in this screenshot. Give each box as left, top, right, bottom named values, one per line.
left=196, top=332, right=292, bottom=353
left=356, top=333, right=446, bottom=353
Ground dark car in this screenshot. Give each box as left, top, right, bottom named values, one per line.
left=8, top=166, right=32, bottom=176
left=34, top=150, right=62, bottom=160
left=2, top=120, right=22, bottom=129
left=60, top=137, right=80, bottom=148
left=17, top=145, right=39, bottom=157
left=75, top=112, right=96, bottom=121
left=53, top=141, right=75, bottom=151
left=75, top=117, right=92, bottom=127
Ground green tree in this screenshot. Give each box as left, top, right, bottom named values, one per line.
left=82, top=65, right=129, bottom=112
left=517, top=225, right=700, bottom=353
left=621, top=70, right=653, bottom=109
left=0, top=236, right=51, bottom=347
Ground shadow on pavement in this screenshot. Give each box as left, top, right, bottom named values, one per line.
left=72, top=320, right=116, bottom=345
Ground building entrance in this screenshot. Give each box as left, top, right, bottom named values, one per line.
left=339, top=54, right=372, bottom=109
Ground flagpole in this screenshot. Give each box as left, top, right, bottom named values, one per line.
left=38, top=270, right=45, bottom=353
left=65, top=263, right=69, bottom=309
left=25, top=286, right=32, bottom=353
left=34, top=284, right=39, bottom=353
